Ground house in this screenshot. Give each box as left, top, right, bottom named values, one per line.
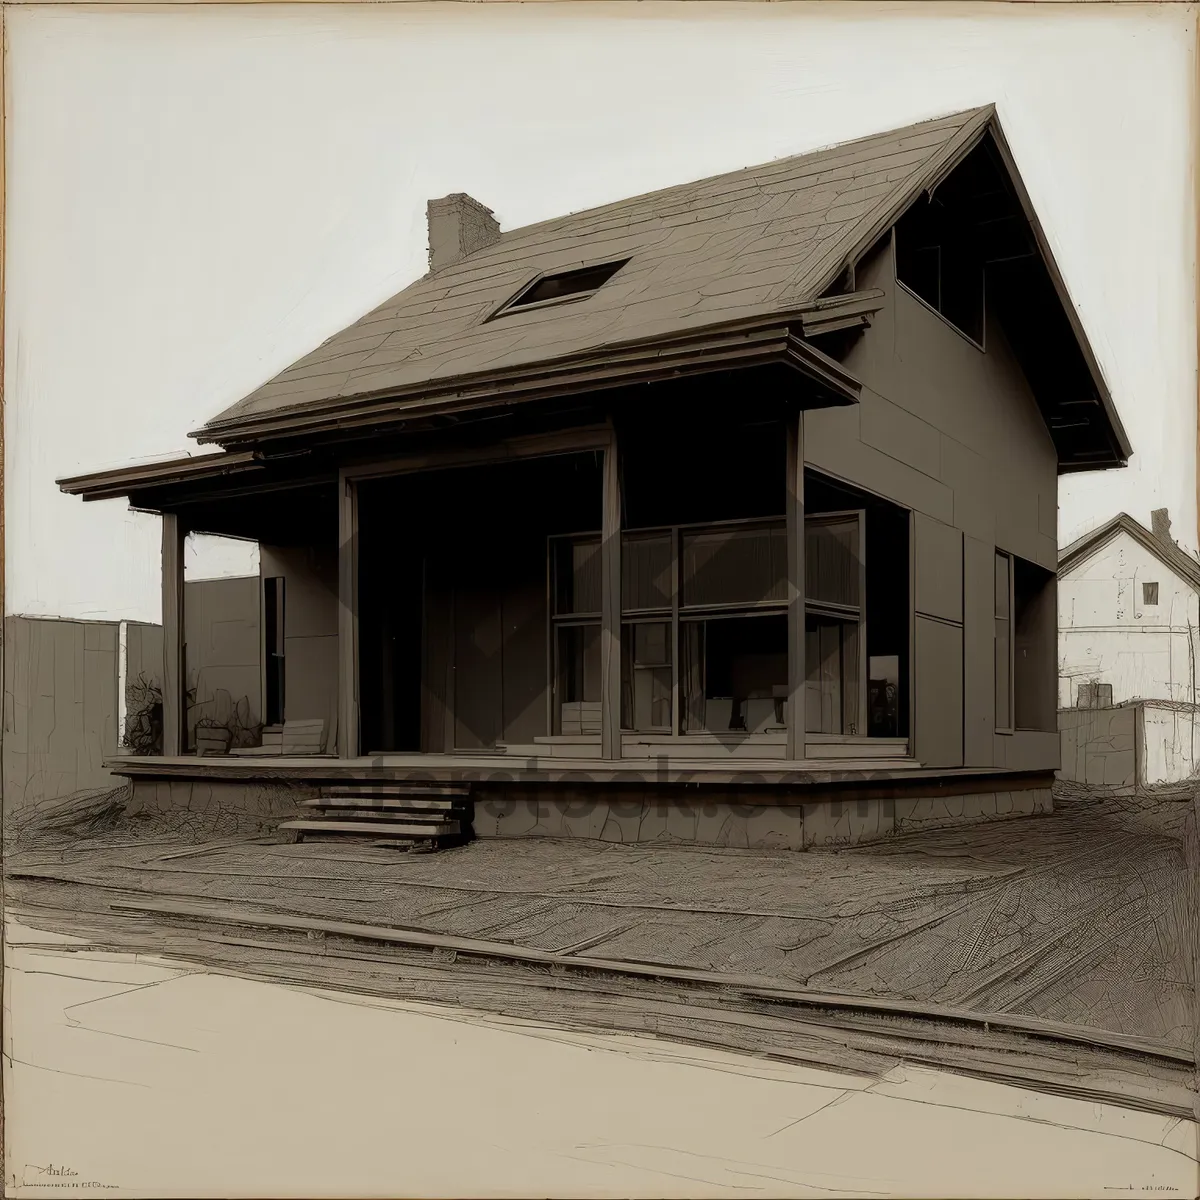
left=1057, top=510, right=1200, bottom=791
left=58, top=105, right=1132, bottom=849
left=1059, top=510, right=1200, bottom=709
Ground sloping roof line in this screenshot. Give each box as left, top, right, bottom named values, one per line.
left=205, top=309, right=865, bottom=447
left=1059, top=513, right=1200, bottom=591
left=57, top=451, right=263, bottom=501
left=186, top=104, right=1129, bottom=469
left=191, top=107, right=995, bottom=445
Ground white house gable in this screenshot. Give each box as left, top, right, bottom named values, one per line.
left=1059, top=525, right=1200, bottom=707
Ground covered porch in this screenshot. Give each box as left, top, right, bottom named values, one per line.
left=100, top=374, right=917, bottom=778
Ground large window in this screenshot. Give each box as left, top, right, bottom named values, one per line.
left=550, top=513, right=867, bottom=738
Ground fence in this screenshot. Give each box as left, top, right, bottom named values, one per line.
left=1058, top=699, right=1200, bottom=790
left=4, top=577, right=261, bottom=815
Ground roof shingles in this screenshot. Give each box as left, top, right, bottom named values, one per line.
left=199, top=107, right=993, bottom=439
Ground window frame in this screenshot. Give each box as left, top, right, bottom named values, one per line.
left=548, top=510, right=869, bottom=739
left=488, top=258, right=631, bottom=320
left=994, top=549, right=1015, bottom=735
left=1142, top=580, right=1160, bottom=607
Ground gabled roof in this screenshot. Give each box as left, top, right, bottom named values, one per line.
left=1059, top=513, right=1200, bottom=592
left=198, top=107, right=995, bottom=445
left=187, top=105, right=1130, bottom=467
left=103, top=104, right=1104, bottom=472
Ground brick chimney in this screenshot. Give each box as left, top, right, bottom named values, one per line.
left=1151, top=508, right=1174, bottom=545
left=427, top=194, right=500, bottom=272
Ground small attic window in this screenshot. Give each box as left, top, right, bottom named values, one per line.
left=895, top=196, right=985, bottom=347
left=498, top=259, right=629, bottom=315
left=1143, top=581, right=1159, bottom=606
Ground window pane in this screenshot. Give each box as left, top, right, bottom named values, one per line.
left=681, top=523, right=787, bottom=609
left=805, top=615, right=858, bottom=735
left=621, top=621, right=672, bottom=732
left=553, top=538, right=601, bottom=616
left=682, top=614, right=787, bottom=733
left=806, top=517, right=861, bottom=609
left=555, top=623, right=601, bottom=735
left=868, top=655, right=901, bottom=738
left=622, top=532, right=673, bottom=611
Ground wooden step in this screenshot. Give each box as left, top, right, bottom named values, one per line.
left=279, top=818, right=462, bottom=839
left=294, top=833, right=428, bottom=850
left=295, top=807, right=458, bottom=825
left=322, top=784, right=471, bottom=799
left=302, top=795, right=466, bottom=813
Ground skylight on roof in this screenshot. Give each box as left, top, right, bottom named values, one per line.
left=500, top=259, right=629, bottom=314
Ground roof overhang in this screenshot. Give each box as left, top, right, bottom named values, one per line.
left=57, top=450, right=265, bottom=502
left=190, top=307, right=868, bottom=449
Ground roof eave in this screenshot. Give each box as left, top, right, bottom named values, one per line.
left=983, top=115, right=1134, bottom=467
left=190, top=313, right=865, bottom=449
left=57, top=451, right=264, bottom=502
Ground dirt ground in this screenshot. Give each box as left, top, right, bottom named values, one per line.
left=6, top=784, right=1194, bottom=1053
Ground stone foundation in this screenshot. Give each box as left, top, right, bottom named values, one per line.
left=472, top=784, right=1054, bottom=849
left=126, top=777, right=311, bottom=835
left=121, top=774, right=1053, bottom=849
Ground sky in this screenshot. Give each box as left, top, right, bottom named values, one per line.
left=5, top=1, right=1195, bottom=623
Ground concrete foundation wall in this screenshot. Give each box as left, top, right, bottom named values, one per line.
left=119, top=774, right=1053, bottom=849
left=471, top=784, right=1053, bottom=849
left=126, top=776, right=309, bottom=834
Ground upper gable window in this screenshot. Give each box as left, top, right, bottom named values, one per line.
left=497, top=259, right=630, bottom=316
left=895, top=196, right=985, bottom=347
left=1143, top=581, right=1160, bottom=606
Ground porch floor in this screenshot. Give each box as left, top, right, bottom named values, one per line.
left=107, top=752, right=948, bottom=787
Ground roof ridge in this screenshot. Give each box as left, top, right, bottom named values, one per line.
left=486, top=105, right=994, bottom=250
left=1060, top=512, right=1200, bottom=590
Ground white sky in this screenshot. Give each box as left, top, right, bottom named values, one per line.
left=6, top=2, right=1195, bottom=623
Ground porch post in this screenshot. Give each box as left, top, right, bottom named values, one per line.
left=600, top=433, right=622, bottom=760
left=338, top=471, right=360, bottom=758
left=160, top=512, right=186, bottom=757
left=786, top=410, right=807, bottom=762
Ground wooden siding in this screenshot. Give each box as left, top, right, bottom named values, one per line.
left=806, top=236, right=1059, bottom=771
left=260, top=544, right=340, bottom=747
left=3, top=615, right=119, bottom=814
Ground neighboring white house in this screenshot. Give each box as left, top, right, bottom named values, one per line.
left=1058, top=509, right=1200, bottom=709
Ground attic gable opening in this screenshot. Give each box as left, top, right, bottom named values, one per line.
left=895, top=194, right=986, bottom=346
left=496, top=259, right=630, bottom=317
left=887, top=134, right=1127, bottom=471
